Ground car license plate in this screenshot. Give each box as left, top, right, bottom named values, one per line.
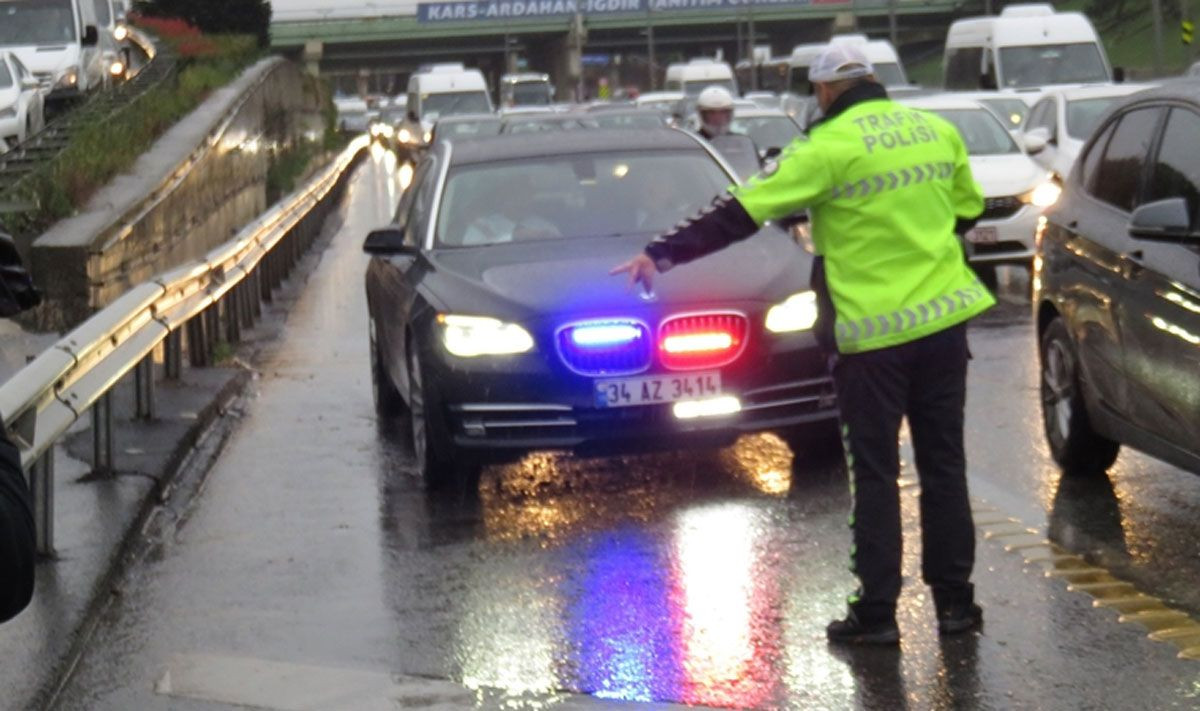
left=967, top=226, right=998, bottom=244
left=595, top=372, right=722, bottom=408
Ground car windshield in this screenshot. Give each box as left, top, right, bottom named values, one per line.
left=930, top=108, right=1020, bottom=155
left=683, top=79, right=736, bottom=97
left=590, top=112, right=664, bottom=129
left=0, top=0, right=78, bottom=46
left=510, top=83, right=551, bottom=106
left=999, top=43, right=1109, bottom=89
left=873, top=63, right=907, bottom=87
left=977, top=98, right=1029, bottom=129
left=436, top=119, right=502, bottom=140
left=1066, top=97, right=1122, bottom=140
left=730, top=115, right=802, bottom=151
left=421, top=92, right=492, bottom=121
left=0, top=61, right=12, bottom=89
left=436, top=150, right=732, bottom=247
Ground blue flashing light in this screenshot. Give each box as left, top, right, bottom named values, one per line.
left=570, top=323, right=643, bottom=348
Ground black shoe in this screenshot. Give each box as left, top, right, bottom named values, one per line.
left=938, top=602, right=983, bottom=635
left=826, top=610, right=900, bottom=646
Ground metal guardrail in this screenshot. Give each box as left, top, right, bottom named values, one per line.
left=0, top=135, right=370, bottom=556
left=0, top=28, right=173, bottom=206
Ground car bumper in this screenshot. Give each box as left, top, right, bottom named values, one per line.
left=424, top=330, right=839, bottom=454
left=46, top=86, right=85, bottom=103
left=965, top=204, right=1040, bottom=265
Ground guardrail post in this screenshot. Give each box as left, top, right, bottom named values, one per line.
left=134, top=356, right=156, bottom=420
left=186, top=317, right=208, bottom=367
left=92, top=392, right=114, bottom=476
left=29, top=450, right=55, bottom=557
left=223, top=295, right=240, bottom=344
left=204, top=306, right=220, bottom=357
left=239, top=282, right=255, bottom=329
left=249, top=271, right=264, bottom=316
left=165, top=330, right=183, bottom=379
left=259, top=262, right=274, bottom=304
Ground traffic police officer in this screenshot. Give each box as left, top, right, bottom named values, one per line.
left=696, top=86, right=737, bottom=140
left=613, top=44, right=993, bottom=645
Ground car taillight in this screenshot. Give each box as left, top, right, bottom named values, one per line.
left=658, top=313, right=748, bottom=371
left=557, top=319, right=653, bottom=376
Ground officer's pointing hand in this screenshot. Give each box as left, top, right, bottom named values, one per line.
left=610, top=253, right=657, bottom=293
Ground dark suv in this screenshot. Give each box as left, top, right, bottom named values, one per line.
left=1034, top=81, right=1200, bottom=476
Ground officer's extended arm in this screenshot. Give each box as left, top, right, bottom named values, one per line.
left=644, top=140, right=834, bottom=271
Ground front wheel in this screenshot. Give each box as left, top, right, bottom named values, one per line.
left=1040, top=318, right=1120, bottom=475
left=407, top=342, right=479, bottom=491
left=370, top=325, right=405, bottom=416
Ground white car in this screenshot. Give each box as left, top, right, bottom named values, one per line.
left=942, top=91, right=1033, bottom=131
left=903, top=95, right=1061, bottom=283
left=334, top=96, right=370, bottom=134
left=1020, top=83, right=1156, bottom=178
left=0, top=51, right=45, bottom=152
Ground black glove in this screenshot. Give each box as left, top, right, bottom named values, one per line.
left=0, top=233, right=41, bottom=318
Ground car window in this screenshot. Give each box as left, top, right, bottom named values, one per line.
left=406, top=157, right=440, bottom=247
left=999, top=43, right=1109, bottom=89
left=729, top=116, right=802, bottom=151
left=1077, top=119, right=1116, bottom=192
left=435, top=150, right=732, bottom=247
left=1146, top=108, right=1200, bottom=225
left=932, top=108, right=1020, bottom=155
left=393, top=161, right=431, bottom=227
left=1065, top=97, right=1123, bottom=141
left=1089, top=107, right=1162, bottom=212
left=945, top=47, right=984, bottom=90
left=93, top=0, right=112, bottom=26
left=978, top=98, right=1028, bottom=129
left=1026, top=99, right=1056, bottom=136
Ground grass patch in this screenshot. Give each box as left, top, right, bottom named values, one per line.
left=0, top=30, right=260, bottom=240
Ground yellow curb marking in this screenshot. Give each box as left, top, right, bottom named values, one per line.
left=964, top=494, right=1200, bottom=662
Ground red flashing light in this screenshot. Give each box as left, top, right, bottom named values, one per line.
left=658, top=313, right=748, bottom=370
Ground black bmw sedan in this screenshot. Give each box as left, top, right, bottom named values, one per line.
left=364, top=129, right=838, bottom=486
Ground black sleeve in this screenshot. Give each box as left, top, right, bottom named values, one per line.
left=644, top=194, right=760, bottom=271
left=0, top=430, right=34, bottom=623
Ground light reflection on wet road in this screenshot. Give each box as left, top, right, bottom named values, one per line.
left=48, top=160, right=1200, bottom=710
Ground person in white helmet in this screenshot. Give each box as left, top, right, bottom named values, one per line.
left=695, top=85, right=736, bottom=141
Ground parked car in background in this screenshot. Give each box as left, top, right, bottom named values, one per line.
left=903, top=95, right=1060, bottom=285
left=730, top=107, right=803, bottom=158
left=0, top=51, right=44, bottom=152
left=1034, top=81, right=1200, bottom=477
left=400, top=63, right=493, bottom=153
left=0, top=0, right=117, bottom=107
left=1021, top=84, right=1156, bottom=178
left=429, top=114, right=502, bottom=144
left=500, top=72, right=553, bottom=108
left=334, top=95, right=371, bottom=134
left=664, top=58, right=738, bottom=97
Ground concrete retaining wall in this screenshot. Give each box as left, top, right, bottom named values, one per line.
left=31, top=58, right=325, bottom=330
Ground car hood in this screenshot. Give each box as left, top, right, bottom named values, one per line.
left=7, top=45, right=80, bottom=77
left=969, top=153, right=1047, bottom=197
left=420, top=230, right=812, bottom=321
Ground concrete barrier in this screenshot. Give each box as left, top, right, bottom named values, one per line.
left=30, top=58, right=325, bottom=330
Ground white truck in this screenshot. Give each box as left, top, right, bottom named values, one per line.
left=663, top=58, right=738, bottom=97
left=0, top=0, right=117, bottom=106
left=943, top=3, right=1113, bottom=101
left=402, top=64, right=493, bottom=150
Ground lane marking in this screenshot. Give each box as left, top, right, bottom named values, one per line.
left=964, top=493, right=1200, bottom=662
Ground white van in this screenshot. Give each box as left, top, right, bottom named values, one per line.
left=403, top=65, right=493, bottom=146
left=500, top=73, right=553, bottom=108
left=664, top=59, right=738, bottom=97
left=943, top=3, right=1112, bottom=98
left=0, top=0, right=116, bottom=104
left=786, top=35, right=908, bottom=98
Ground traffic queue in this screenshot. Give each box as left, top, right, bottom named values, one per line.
left=350, top=2, right=1200, bottom=522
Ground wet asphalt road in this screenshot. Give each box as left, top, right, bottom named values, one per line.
left=45, top=152, right=1200, bottom=710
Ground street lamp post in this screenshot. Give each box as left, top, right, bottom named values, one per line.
left=645, top=4, right=656, bottom=90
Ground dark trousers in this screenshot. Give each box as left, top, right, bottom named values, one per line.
left=833, top=323, right=975, bottom=623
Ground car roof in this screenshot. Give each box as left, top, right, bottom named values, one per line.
left=901, top=95, right=994, bottom=112
left=733, top=107, right=794, bottom=119
left=435, top=114, right=501, bottom=125
left=1102, top=79, right=1200, bottom=108
left=447, top=129, right=705, bottom=166
left=1043, top=83, right=1159, bottom=101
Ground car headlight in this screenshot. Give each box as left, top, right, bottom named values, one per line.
left=1020, top=181, right=1062, bottom=208
left=423, top=130, right=433, bottom=144
left=54, top=67, right=80, bottom=89
left=109, top=60, right=126, bottom=77
left=398, top=128, right=411, bottom=143
left=438, top=315, right=535, bottom=357
left=114, top=25, right=129, bottom=42
left=765, top=291, right=819, bottom=333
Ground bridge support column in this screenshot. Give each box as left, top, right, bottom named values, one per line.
left=303, top=40, right=323, bottom=77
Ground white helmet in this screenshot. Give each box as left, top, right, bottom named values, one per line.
left=697, top=86, right=735, bottom=111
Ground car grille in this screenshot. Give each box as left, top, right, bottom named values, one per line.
left=981, top=196, right=1022, bottom=222
left=658, top=312, right=749, bottom=371
left=556, top=319, right=653, bottom=376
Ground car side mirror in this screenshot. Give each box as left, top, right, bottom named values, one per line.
left=82, top=25, right=99, bottom=47
left=1022, top=128, right=1051, bottom=155
left=1129, top=198, right=1196, bottom=241
left=1113, top=67, right=1126, bottom=84
left=21, top=77, right=39, bottom=90
left=363, top=227, right=417, bottom=256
